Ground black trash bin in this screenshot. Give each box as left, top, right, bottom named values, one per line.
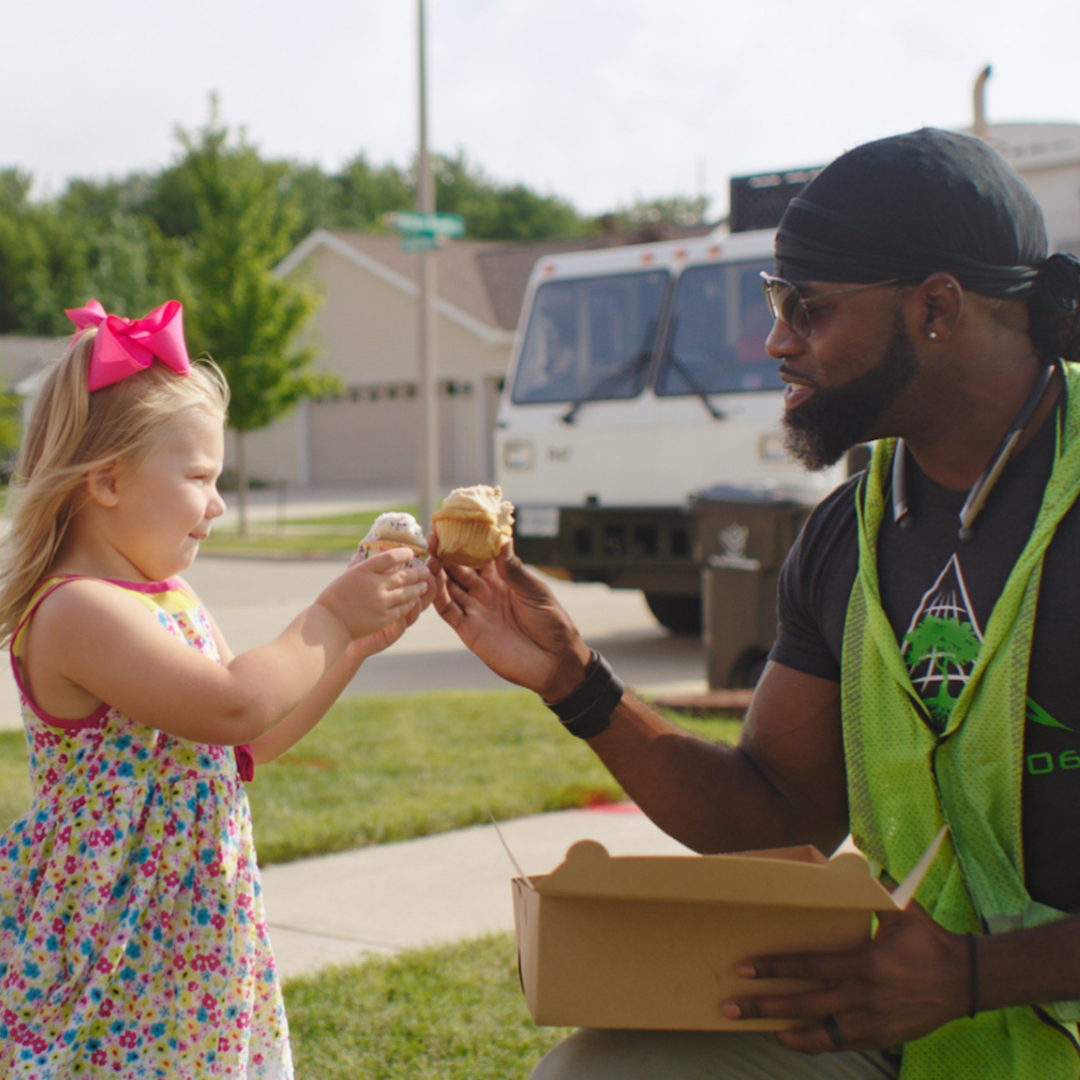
left=690, top=485, right=813, bottom=689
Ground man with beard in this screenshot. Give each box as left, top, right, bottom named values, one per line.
left=432, top=128, right=1080, bottom=1079
left=777, top=305, right=919, bottom=472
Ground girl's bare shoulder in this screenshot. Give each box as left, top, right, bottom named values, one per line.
left=30, top=577, right=162, bottom=639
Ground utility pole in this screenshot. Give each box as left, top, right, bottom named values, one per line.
left=417, top=0, right=440, bottom=528
left=973, top=65, right=992, bottom=141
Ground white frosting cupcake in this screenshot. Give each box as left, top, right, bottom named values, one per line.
left=431, top=485, right=515, bottom=567
left=359, top=511, right=429, bottom=560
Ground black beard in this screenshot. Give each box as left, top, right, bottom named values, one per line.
left=782, top=311, right=918, bottom=471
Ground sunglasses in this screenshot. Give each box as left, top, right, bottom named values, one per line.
left=759, top=273, right=910, bottom=338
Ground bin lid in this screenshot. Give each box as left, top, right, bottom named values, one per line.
left=691, top=482, right=818, bottom=506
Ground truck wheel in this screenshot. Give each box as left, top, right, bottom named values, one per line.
left=644, top=593, right=702, bottom=636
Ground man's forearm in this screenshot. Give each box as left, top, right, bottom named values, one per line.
left=573, top=658, right=850, bottom=855
left=583, top=691, right=840, bottom=855
left=434, top=554, right=849, bottom=854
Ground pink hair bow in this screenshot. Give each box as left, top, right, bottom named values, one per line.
left=65, top=299, right=192, bottom=392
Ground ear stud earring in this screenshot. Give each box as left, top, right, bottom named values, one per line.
left=928, top=331, right=939, bottom=339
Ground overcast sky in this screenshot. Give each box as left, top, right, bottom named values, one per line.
left=2, top=0, right=1078, bottom=218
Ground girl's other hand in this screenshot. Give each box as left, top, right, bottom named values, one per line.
left=345, top=546, right=433, bottom=659
left=348, top=584, right=428, bottom=661
left=317, top=547, right=432, bottom=640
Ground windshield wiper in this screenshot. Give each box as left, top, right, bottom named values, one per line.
left=561, top=318, right=659, bottom=424
left=560, top=351, right=650, bottom=424
left=664, top=350, right=725, bottom=420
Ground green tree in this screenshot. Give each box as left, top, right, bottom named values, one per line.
left=285, top=163, right=346, bottom=242
left=615, top=194, right=713, bottom=234
left=0, top=170, right=84, bottom=334
left=432, top=151, right=589, bottom=241
left=75, top=211, right=188, bottom=319
left=0, top=171, right=44, bottom=333
left=168, top=102, right=336, bottom=530
left=328, top=153, right=413, bottom=232
left=57, top=175, right=189, bottom=321
left=0, top=135, right=602, bottom=340
left=0, top=170, right=184, bottom=334
left=0, top=381, right=22, bottom=475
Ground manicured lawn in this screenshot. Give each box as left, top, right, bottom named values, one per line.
left=0, top=691, right=741, bottom=865
left=248, top=692, right=739, bottom=863
left=201, top=505, right=420, bottom=558
left=247, top=690, right=631, bottom=863
left=281, top=507, right=420, bottom=528
left=0, top=729, right=31, bottom=833
left=284, top=933, right=566, bottom=1079
left=197, top=531, right=361, bottom=557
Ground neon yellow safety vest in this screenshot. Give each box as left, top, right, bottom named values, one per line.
left=842, top=360, right=1080, bottom=1079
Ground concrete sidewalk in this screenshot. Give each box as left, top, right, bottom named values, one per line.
left=260, top=802, right=693, bottom=982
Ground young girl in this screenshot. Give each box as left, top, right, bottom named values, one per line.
left=0, top=300, right=431, bottom=1078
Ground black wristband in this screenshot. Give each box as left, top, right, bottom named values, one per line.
left=967, top=932, right=980, bottom=1019
left=543, top=650, right=624, bottom=739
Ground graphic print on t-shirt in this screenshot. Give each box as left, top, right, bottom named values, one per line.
left=901, top=553, right=983, bottom=728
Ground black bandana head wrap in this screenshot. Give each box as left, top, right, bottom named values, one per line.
left=775, top=128, right=1048, bottom=298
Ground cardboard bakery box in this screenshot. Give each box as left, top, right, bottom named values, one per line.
left=511, top=830, right=945, bottom=1031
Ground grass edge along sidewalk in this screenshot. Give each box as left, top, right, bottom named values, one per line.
left=200, top=506, right=418, bottom=558
left=284, top=932, right=568, bottom=1079
left=0, top=690, right=742, bottom=865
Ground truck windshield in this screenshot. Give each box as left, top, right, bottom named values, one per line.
left=654, top=259, right=784, bottom=396
left=511, top=270, right=669, bottom=404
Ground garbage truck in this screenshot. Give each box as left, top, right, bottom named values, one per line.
left=493, top=173, right=849, bottom=655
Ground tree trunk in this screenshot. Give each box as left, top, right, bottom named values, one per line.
left=236, top=430, right=249, bottom=536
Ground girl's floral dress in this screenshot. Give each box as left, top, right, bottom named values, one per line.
left=0, top=575, right=292, bottom=1078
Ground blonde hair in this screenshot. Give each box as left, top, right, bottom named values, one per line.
left=0, top=328, right=230, bottom=644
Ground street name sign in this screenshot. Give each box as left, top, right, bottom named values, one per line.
left=400, top=235, right=442, bottom=252
left=387, top=211, right=466, bottom=238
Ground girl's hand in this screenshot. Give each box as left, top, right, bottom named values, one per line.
left=348, top=595, right=422, bottom=660
left=318, top=548, right=432, bottom=641
left=347, top=550, right=436, bottom=659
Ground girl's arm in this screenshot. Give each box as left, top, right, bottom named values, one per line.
left=245, top=606, right=422, bottom=764
left=21, top=550, right=430, bottom=746
left=201, top=580, right=429, bottom=765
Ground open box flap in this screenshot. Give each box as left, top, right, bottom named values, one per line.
left=530, top=827, right=948, bottom=912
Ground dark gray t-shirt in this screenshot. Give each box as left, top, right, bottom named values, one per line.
left=771, top=407, right=1080, bottom=911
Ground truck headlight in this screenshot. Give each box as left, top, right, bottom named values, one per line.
left=517, top=506, right=560, bottom=537
left=758, top=433, right=789, bottom=462
left=503, top=441, right=535, bottom=470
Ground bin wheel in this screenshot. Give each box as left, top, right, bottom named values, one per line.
left=644, top=593, right=702, bottom=636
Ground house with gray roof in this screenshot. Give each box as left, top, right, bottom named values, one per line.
left=250, top=226, right=708, bottom=491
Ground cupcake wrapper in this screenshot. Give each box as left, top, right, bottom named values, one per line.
left=433, top=518, right=506, bottom=566
left=359, top=540, right=428, bottom=566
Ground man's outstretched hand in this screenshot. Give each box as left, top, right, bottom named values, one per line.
left=430, top=540, right=592, bottom=701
